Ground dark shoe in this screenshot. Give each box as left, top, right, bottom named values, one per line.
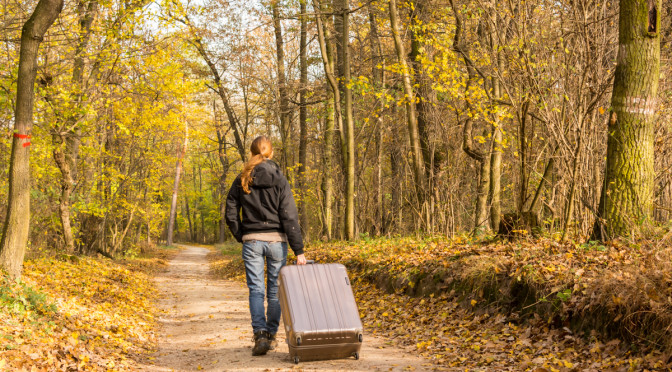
left=252, top=331, right=270, bottom=356
left=268, top=333, right=278, bottom=350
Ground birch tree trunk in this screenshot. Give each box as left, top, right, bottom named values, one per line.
left=593, top=0, right=661, bottom=240
left=0, top=0, right=63, bottom=278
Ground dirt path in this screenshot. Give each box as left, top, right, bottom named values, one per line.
left=136, top=245, right=436, bottom=372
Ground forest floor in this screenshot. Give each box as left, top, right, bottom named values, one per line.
left=3, top=237, right=672, bottom=371
left=0, top=246, right=176, bottom=370
left=213, top=237, right=672, bottom=372
left=135, top=245, right=434, bottom=371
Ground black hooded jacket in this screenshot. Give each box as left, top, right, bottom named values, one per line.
left=225, top=160, right=304, bottom=255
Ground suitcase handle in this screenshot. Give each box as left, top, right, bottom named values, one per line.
left=305, top=259, right=315, bottom=264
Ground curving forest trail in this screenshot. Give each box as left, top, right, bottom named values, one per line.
left=136, top=245, right=435, bottom=372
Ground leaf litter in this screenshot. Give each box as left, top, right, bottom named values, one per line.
left=0, top=247, right=175, bottom=371
left=217, top=236, right=672, bottom=371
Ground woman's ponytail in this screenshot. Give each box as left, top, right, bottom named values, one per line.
left=240, top=136, right=273, bottom=194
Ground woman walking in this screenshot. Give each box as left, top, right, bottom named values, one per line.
left=225, top=136, right=306, bottom=356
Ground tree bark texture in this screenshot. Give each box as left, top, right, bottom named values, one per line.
left=0, top=0, right=63, bottom=278
left=593, top=0, right=661, bottom=240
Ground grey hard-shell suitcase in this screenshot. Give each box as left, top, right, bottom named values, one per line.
left=278, top=262, right=363, bottom=364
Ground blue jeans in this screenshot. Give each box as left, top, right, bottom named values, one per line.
left=242, top=240, right=288, bottom=334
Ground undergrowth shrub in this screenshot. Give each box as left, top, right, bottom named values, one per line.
left=0, top=273, right=56, bottom=317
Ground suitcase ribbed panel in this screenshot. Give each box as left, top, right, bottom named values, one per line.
left=279, top=263, right=363, bottom=361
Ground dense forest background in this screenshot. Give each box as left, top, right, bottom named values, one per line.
left=1, top=0, right=671, bottom=258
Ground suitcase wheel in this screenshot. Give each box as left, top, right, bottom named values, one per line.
left=358, top=333, right=363, bottom=342
left=294, top=356, right=300, bottom=364
left=353, top=352, right=359, bottom=360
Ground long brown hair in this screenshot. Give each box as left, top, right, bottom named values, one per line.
left=241, top=136, right=273, bottom=194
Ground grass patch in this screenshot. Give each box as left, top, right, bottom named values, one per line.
left=214, top=241, right=242, bottom=256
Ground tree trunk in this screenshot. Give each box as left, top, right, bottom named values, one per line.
left=517, top=102, right=531, bottom=213
left=111, top=207, right=135, bottom=254
left=271, top=1, right=292, bottom=169
left=333, top=0, right=344, bottom=93
left=475, top=134, right=491, bottom=231
left=219, top=173, right=228, bottom=243
left=198, top=165, right=204, bottom=243
left=189, top=34, right=246, bottom=162
left=167, top=123, right=188, bottom=246
left=528, top=146, right=558, bottom=214
left=408, top=0, right=433, bottom=181
left=53, top=149, right=76, bottom=252
left=562, top=131, right=584, bottom=241
left=321, top=96, right=334, bottom=240
left=342, top=0, right=356, bottom=240
left=389, top=144, right=402, bottom=232
left=312, top=0, right=342, bottom=239
left=185, top=197, right=194, bottom=241
left=389, top=0, right=426, bottom=199
left=331, top=0, right=348, bottom=174
left=0, top=0, right=63, bottom=278
left=488, top=10, right=503, bottom=231
left=298, top=0, right=309, bottom=235
left=215, top=102, right=230, bottom=244
left=368, top=3, right=385, bottom=235
left=593, top=0, right=661, bottom=240
left=53, top=0, right=97, bottom=253
left=490, top=126, right=502, bottom=231
left=450, top=0, right=490, bottom=232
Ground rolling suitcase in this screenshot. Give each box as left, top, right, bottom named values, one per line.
left=278, top=262, right=363, bottom=364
